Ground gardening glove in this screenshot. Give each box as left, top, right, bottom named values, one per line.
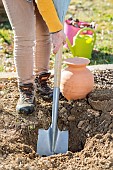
left=51, top=30, right=66, bottom=54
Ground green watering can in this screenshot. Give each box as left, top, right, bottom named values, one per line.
left=66, top=27, right=96, bottom=59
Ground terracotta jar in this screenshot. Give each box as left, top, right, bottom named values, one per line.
left=60, top=57, right=94, bottom=100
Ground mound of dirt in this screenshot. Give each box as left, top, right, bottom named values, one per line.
left=0, top=69, right=113, bottom=170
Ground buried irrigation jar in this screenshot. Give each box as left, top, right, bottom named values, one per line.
left=60, top=57, right=94, bottom=100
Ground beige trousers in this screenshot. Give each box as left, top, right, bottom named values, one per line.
left=2, top=0, right=51, bottom=84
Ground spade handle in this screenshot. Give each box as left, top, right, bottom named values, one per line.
left=54, top=46, right=62, bottom=88
left=52, top=46, right=62, bottom=153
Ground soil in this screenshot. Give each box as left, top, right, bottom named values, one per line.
left=0, top=69, right=113, bottom=170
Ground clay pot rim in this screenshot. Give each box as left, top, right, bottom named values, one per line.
left=63, top=57, right=90, bottom=66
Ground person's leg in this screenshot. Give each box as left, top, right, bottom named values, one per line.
left=33, top=2, right=51, bottom=74
left=33, top=2, right=52, bottom=98
left=2, top=0, right=35, bottom=84
left=2, top=0, right=36, bottom=114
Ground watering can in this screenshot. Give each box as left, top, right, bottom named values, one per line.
left=64, top=18, right=94, bottom=48
left=66, top=27, right=96, bottom=59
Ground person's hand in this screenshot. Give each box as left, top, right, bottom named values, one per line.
left=51, top=30, right=66, bottom=54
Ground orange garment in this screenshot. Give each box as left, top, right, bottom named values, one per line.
left=35, top=0, right=63, bottom=33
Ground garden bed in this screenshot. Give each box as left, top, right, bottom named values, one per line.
left=0, top=68, right=113, bottom=170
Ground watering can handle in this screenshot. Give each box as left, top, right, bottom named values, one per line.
left=75, top=27, right=96, bottom=48
left=66, top=37, right=75, bottom=56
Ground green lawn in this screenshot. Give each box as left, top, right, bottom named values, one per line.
left=0, top=0, right=113, bottom=71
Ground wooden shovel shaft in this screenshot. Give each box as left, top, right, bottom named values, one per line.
left=54, top=46, right=62, bottom=88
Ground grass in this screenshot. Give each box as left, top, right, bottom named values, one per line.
left=0, top=0, right=113, bottom=71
